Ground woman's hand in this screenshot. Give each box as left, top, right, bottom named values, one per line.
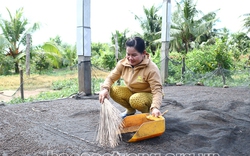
left=151, top=107, right=161, bottom=117
left=99, top=88, right=109, bottom=104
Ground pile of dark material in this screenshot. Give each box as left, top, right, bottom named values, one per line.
left=0, top=86, right=249, bottom=156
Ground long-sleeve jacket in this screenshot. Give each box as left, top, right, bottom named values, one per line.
left=101, top=53, right=163, bottom=110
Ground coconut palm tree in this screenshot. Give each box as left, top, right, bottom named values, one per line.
left=0, top=35, right=10, bottom=52
left=134, top=5, right=162, bottom=55
left=0, top=7, right=40, bottom=73
left=170, top=0, right=218, bottom=76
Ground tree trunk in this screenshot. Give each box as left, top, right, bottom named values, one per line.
left=26, top=34, right=31, bottom=76
left=182, top=56, right=186, bottom=79
left=114, top=34, right=120, bottom=85
left=182, top=42, right=189, bottom=79
left=15, top=62, right=19, bottom=74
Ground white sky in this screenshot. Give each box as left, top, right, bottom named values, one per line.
left=0, top=0, right=249, bottom=46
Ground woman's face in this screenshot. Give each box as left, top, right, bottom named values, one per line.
left=126, top=47, right=145, bottom=66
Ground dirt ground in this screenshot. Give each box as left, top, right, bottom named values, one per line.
left=0, top=86, right=250, bottom=156
left=0, top=88, right=52, bottom=103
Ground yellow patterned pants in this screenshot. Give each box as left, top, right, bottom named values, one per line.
left=110, top=86, right=153, bottom=114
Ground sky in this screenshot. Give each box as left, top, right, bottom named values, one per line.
left=0, top=0, right=249, bottom=46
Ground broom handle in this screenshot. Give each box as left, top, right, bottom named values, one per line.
left=161, top=109, right=169, bottom=116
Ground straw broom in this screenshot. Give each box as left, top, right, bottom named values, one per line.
left=96, top=98, right=124, bottom=147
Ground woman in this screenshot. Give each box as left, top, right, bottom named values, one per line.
left=99, top=37, right=163, bottom=118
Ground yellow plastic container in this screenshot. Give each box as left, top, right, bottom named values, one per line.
left=121, top=113, right=166, bottom=142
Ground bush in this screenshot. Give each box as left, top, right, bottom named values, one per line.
left=186, top=48, right=217, bottom=73
left=186, top=41, right=234, bottom=74
left=34, top=54, right=52, bottom=74
left=167, top=52, right=183, bottom=83
left=0, top=54, right=15, bottom=75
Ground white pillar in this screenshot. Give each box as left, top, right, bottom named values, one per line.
left=77, top=0, right=92, bottom=95
left=161, top=0, right=171, bottom=84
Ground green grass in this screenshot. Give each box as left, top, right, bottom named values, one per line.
left=4, top=67, right=250, bottom=104
left=2, top=68, right=108, bottom=104
left=7, top=77, right=105, bottom=104
left=178, top=68, right=250, bottom=87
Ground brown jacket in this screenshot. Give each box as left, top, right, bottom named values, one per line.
left=102, top=53, right=163, bottom=110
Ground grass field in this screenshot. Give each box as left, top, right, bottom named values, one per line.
left=1, top=66, right=250, bottom=104
left=0, top=68, right=109, bottom=91
left=0, top=68, right=109, bottom=103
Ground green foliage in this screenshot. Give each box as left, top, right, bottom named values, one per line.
left=48, top=36, right=77, bottom=70
left=0, top=7, right=40, bottom=74
left=0, top=35, right=10, bottom=53
left=186, top=38, right=234, bottom=74
left=150, top=48, right=161, bottom=68
left=91, top=43, right=108, bottom=67
left=7, top=76, right=105, bottom=104
left=36, top=79, right=78, bottom=100
left=2, top=2, right=250, bottom=105
left=214, top=38, right=234, bottom=70
left=228, top=32, right=250, bottom=58
left=34, top=53, right=51, bottom=73
left=171, top=0, right=218, bottom=54
left=196, top=69, right=250, bottom=87
left=8, top=97, right=35, bottom=104
left=41, top=42, right=62, bottom=68
left=167, top=52, right=183, bottom=82
left=170, top=0, right=218, bottom=77
left=100, top=50, right=116, bottom=70
left=61, top=44, right=77, bottom=70
left=0, top=53, right=15, bottom=75
left=51, top=78, right=77, bottom=90
left=111, top=30, right=129, bottom=60
left=186, top=47, right=217, bottom=73
left=91, top=43, right=116, bottom=70
left=135, top=5, right=162, bottom=55
left=91, top=77, right=105, bottom=93
left=8, top=78, right=78, bottom=104
left=49, top=35, right=63, bottom=46
left=40, top=68, right=77, bottom=76
left=242, top=13, right=250, bottom=33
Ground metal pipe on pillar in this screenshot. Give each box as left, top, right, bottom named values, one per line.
left=77, top=0, right=92, bottom=95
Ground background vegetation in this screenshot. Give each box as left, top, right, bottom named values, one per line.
left=0, top=0, right=250, bottom=104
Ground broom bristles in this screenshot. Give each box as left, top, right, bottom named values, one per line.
left=96, top=98, right=124, bottom=147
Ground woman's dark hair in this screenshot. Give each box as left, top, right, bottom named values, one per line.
left=125, top=37, right=145, bottom=54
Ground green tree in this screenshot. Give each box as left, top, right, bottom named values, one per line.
left=91, top=42, right=108, bottom=68
left=34, top=52, right=51, bottom=74
left=214, top=38, right=233, bottom=70
left=0, top=7, right=40, bottom=73
left=62, top=44, right=77, bottom=70
left=228, top=32, right=250, bottom=56
left=0, top=34, right=10, bottom=53
left=242, top=13, right=250, bottom=33
left=111, top=30, right=129, bottom=61
left=33, top=42, right=62, bottom=71
left=134, top=5, right=162, bottom=55
left=170, top=0, right=218, bottom=77
left=48, top=36, right=77, bottom=70
left=50, top=35, right=63, bottom=46
left=0, top=35, right=15, bottom=75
